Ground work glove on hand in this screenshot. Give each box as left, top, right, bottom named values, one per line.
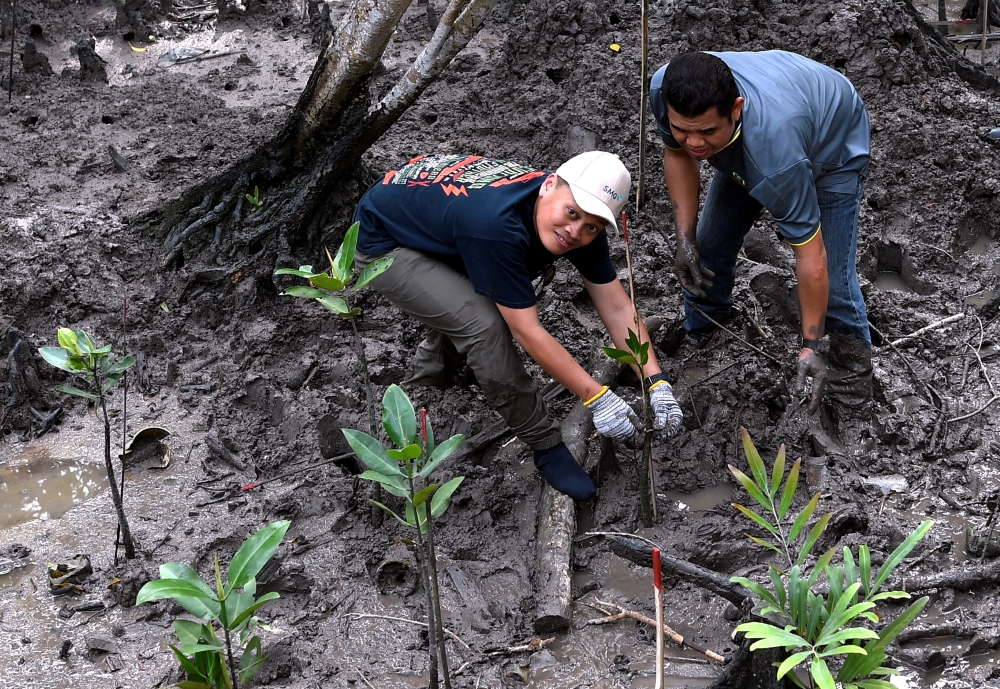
left=585, top=387, right=641, bottom=439
left=794, top=348, right=828, bottom=415
left=648, top=377, right=683, bottom=436
left=674, top=234, right=715, bottom=299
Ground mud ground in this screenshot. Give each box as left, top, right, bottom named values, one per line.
left=2, top=0, right=1000, bottom=687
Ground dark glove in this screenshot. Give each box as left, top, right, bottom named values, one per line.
left=794, top=349, right=828, bottom=415
left=674, top=234, right=715, bottom=298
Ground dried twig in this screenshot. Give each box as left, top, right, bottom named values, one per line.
left=485, top=637, right=555, bottom=656
left=344, top=613, right=471, bottom=650
left=583, top=599, right=727, bottom=664
left=687, top=303, right=784, bottom=365
left=948, top=316, right=999, bottom=422
left=886, top=313, right=964, bottom=347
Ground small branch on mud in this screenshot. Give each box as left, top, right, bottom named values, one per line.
left=886, top=313, right=965, bottom=348
left=344, top=613, right=471, bottom=650
left=687, top=304, right=784, bottom=366
left=894, top=621, right=977, bottom=644
left=948, top=317, right=1000, bottom=422
left=947, top=395, right=1000, bottom=422
left=205, top=435, right=247, bottom=471
left=583, top=599, right=727, bottom=664
left=898, top=560, right=1000, bottom=592
left=484, top=637, right=555, bottom=656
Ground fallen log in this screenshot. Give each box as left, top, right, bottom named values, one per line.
left=899, top=560, right=1000, bottom=592
left=602, top=533, right=751, bottom=607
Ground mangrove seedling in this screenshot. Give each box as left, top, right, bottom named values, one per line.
left=38, top=328, right=137, bottom=559
left=728, top=428, right=932, bottom=689
left=245, top=186, right=263, bottom=208
left=602, top=210, right=656, bottom=525
left=136, top=520, right=291, bottom=689
left=274, top=220, right=393, bottom=436
left=342, top=384, right=464, bottom=689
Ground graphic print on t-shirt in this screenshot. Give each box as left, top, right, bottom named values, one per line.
left=382, top=154, right=546, bottom=195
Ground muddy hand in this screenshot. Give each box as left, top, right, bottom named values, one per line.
left=649, top=380, right=683, bottom=436
left=585, top=387, right=641, bottom=439
left=794, top=349, right=828, bottom=415
left=674, top=234, right=715, bottom=298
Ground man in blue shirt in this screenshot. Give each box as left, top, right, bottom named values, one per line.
left=354, top=151, right=683, bottom=500
left=650, top=51, right=873, bottom=415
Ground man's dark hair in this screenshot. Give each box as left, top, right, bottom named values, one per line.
left=661, top=52, right=740, bottom=119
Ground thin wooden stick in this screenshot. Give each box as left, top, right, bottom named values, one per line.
left=8, top=0, right=15, bottom=102
left=983, top=0, right=990, bottom=65
left=584, top=599, right=727, bottom=664
left=687, top=303, right=784, bottom=365
left=886, top=313, right=964, bottom=347
left=635, top=0, right=648, bottom=207
left=344, top=613, right=471, bottom=650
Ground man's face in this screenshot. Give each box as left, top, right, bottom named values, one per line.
left=666, top=97, right=744, bottom=160
left=534, top=174, right=608, bottom=255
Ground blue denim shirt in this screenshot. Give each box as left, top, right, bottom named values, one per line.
left=650, top=50, right=870, bottom=245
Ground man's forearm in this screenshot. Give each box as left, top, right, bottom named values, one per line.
left=792, top=234, right=829, bottom=341
left=664, top=149, right=701, bottom=238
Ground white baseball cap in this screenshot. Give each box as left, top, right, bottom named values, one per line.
left=555, top=151, right=631, bottom=231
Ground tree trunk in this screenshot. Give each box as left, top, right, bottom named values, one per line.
left=147, top=0, right=501, bottom=272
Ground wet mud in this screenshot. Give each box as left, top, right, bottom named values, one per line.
left=3, top=0, right=1000, bottom=687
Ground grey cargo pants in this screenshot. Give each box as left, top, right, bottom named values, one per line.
left=357, top=247, right=562, bottom=450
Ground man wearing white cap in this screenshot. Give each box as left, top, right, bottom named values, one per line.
left=354, top=152, right=683, bottom=501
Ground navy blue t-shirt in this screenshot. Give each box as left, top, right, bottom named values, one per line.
left=355, top=154, right=617, bottom=308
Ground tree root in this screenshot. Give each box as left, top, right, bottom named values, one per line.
left=898, top=559, right=1000, bottom=592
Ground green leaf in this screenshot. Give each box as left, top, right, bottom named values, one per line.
left=227, top=520, right=291, bottom=591
left=354, top=256, right=394, bottom=291
left=870, top=520, right=933, bottom=593
left=810, top=657, right=837, bottom=689
left=729, top=465, right=771, bottom=511
left=733, top=503, right=780, bottom=537
left=819, top=644, right=870, bottom=657
left=388, top=444, right=422, bottom=462
left=274, top=266, right=319, bottom=278
left=735, top=622, right=809, bottom=650
left=770, top=566, right=787, bottom=611
left=859, top=545, right=872, bottom=598
left=843, top=547, right=858, bottom=590
left=283, top=286, right=329, bottom=299
left=333, top=222, right=360, bottom=283
left=779, top=458, right=800, bottom=520
left=358, top=470, right=409, bottom=498
left=370, top=500, right=410, bottom=527
left=602, top=346, right=636, bottom=365
left=57, top=328, right=81, bottom=354
left=55, top=384, right=98, bottom=400
left=806, top=592, right=825, bottom=642
left=856, top=681, right=897, bottom=689
left=730, top=576, right=780, bottom=611
left=740, top=428, right=769, bottom=493
left=136, top=579, right=221, bottom=620
left=789, top=493, right=820, bottom=541
left=770, top=444, right=786, bottom=499
left=412, top=484, right=440, bottom=506
left=430, top=476, right=464, bottom=518
left=776, top=650, right=813, bottom=679
left=636, top=341, right=650, bottom=366
left=239, top=635, right=266, bottom=684
left=317, top=295, right=351, bottom=314
left=817, top=628, right=879, bottom=649
left=160, top=562, right=217, bottom=598
left=108, top=355, right=136, bottom=376
left=168, top=644, right=209, bottom=683
left=746, top=534, right=784, bottom=558
left=75, top=331, right=97, bottom=355
left=173, top=620, right=208, bottom=649
left=419, top=434, right=464, bottom=478
left=382, top=384, right=416, bottom=447
left=231, top=592, right=280, bottom=629
left=868, top=590, right=911, bottom=603
left=808, top=549, right=837, bottom=587
left=342, top=429, right=403, bottom=476
left=309, top=273, right=346, bottom=291
left=39, top=346, right=76, bottom=372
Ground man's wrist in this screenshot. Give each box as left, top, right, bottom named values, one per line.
left=802, top=335, right=829, bottom=354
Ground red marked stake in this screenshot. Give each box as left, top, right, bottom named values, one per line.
left=653, top=547, right=664, bottom=689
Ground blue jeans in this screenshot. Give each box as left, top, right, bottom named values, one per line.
left=685, top=172, right=871, bottom=346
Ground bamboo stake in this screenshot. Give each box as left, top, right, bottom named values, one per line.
left=635, top=0, right=648, bottom=207
left=621, top=211, right=656, bottom=524
left=8, top=0, right=15, bottom=102
left=652, top=547, right=665, bottom=689
left=983, top=0, right=990, bottom=65
left=114, top=298, right=128, bottom=566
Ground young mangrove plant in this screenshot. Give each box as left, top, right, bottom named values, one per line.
left=601, top=211, right=656, bottom=525
left=728, top=428, right=932, bottom=689
left=342, top=384, right=464, bottom=689
left=274, top=221, right=393, bottom=435
left=38, top=328, right=137, bottom=559
left=136, top=520, right=291, bottom=689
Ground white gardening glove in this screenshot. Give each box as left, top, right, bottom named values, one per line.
left=585, top=387, right=641, bottom=439
left=648, top=375, right=683, bottom=436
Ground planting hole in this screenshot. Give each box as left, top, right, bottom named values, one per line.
left=224, top=81, right=238, bottom=91
left=29, top=24, right=43, bottom=40
left=545, top=68, right=565, bottom=84
left=101, top=114, right=116, bottom=124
